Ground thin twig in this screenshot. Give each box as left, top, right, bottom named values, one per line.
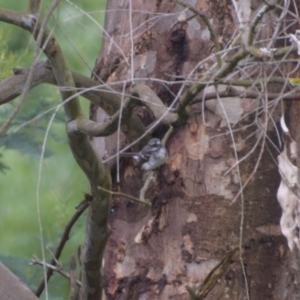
left=35, top=196, right=89, bottom=296
left=247, top=1, right=276, bottom=46
left=129, top=0, right=135, bottom=83
left=230, top=103, right=268, bottom=203
left=30, top=256, right=82, bottom=287
left=98, top=185, right=151, bottom=207
left=214, top=89, right=250, bottom=299
left=69, top=254, right=78, bottom=300
left=162, top=125, right=174, bottom=145
left=139, top=171, right=156, bottom=202
left=186, top=247, right=238, bottom=299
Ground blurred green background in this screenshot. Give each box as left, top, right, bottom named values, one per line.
left=0, top=0, right=107, bottom=299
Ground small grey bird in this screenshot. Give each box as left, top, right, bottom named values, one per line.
left=120, top=138, right=168, bottom=171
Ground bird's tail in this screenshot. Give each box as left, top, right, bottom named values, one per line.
left=118, top=152, right=139, bottom=157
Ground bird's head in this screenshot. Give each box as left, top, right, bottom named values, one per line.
left=148, top=138, right=162, bottom=147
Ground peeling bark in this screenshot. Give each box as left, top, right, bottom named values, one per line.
left=92, top=0, right=300, bottom=299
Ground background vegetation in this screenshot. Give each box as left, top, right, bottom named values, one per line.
left=0, top=1, right=106, bottom=298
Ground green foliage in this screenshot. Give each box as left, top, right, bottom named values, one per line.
left=0, top=30, right=31, bottom=81
left=0, top=96, right=66, bottom=159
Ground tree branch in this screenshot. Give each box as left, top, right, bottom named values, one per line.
left=187, top=247, right=238, bottom=300
left=130, top=84, right=178, bottom=124
left=30, top=256, right=82, bottom=287
left=0, top=4, right=111, bottom=299
left=0, top=2, right=52, bottom=136
left=174, top=1, right=284, bottom=124
left=68, top=92, right=139, bottom=136
left=0, top=62, right=148, bottom=145
left=28, top=0, right=41, bottom=15
left=69, top=255, right=78, bottom=300
left=191, top=87, right=300, bottom=104
left=98, top=186, right=151, bottom=207
left=175, top=50, right=247, bottom=123
left=247, top=1, right=276, bottom=47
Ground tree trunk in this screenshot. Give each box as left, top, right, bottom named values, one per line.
left=92, top=0, right=300, bottom=299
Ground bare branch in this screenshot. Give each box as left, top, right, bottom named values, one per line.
left=98, top=186, right=151, bottom=207
left=186, top=247, right=238, bottom=299
left=35, top=195, right=89, bottom=296
left=69, top=255, right=78, bottom=300
left=30, top=256, right=81, bottom=287
left=2, top=63, right=299, bottom=113
left=0, top=62, right=121, bottom=113
left=192, top=87, right=300, bottom=104
left=176, top=49, right=247, bottom=122
left=131, top=84, right=178, bottom=124
left=28, top=0, right=41, bottom=15
left=69, top=93, right=140, bottom=136
left=173, top=1, right=288, bottom=123
left=0, top=62, right=148, bottom=145
left=247, top=1, right=276, bottom=47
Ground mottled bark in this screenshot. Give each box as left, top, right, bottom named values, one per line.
left=93, top=0, right=300, bottom=299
